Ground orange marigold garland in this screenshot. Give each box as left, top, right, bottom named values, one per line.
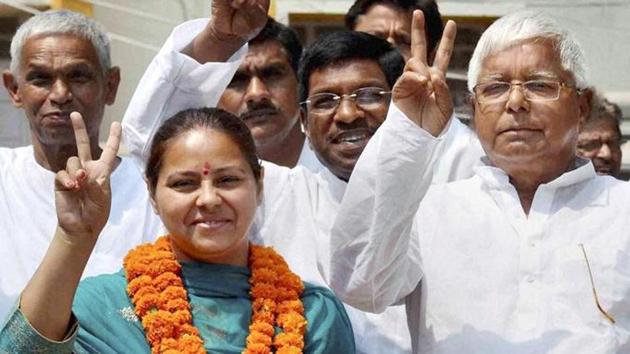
left=244, top=245, right=307, bottom=354
left=123, top=237, right=307, bottom=354
left=124, top=236, right=204, bottom=354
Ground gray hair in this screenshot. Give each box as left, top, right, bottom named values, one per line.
left=9, top=10, right=111, bottom=77
left=467, top=11, right=588, bottom=92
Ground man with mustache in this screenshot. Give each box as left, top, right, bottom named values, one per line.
left=576, top=94, right=623, bottom=177
left=0, top=10, right=162, bottom=322
left=122, top=4, right=481, bottom=353
left=218, top=18, right=320, bottom=170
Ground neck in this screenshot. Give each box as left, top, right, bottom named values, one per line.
left=506, top=158, right=575, bottom=215
left=31, top=135, right=103, bottom=172
left=257, top=123, right=305, bottom=168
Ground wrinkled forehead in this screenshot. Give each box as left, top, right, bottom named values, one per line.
left=478, top=38, right=573, bottom=81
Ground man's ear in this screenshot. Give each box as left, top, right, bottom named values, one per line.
left=104, top=66, right=121, bottom=106
left=577, top=88, right=593, bottom=131
left=299, top=108, right=309, bottom=138
left=2, top=70, right=22, bottom=108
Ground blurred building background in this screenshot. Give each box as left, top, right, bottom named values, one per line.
left=1, top=0, right=629, bottom=170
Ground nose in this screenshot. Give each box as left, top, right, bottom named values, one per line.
left=332, top=97, right=364, bottom=124
left=505, top=84, right=530, bottom=113
left=49, top=79, right=73, bottom=105
left=245, top=76, right=271, bottom=105
left=196, top=182, right=222, bottom=210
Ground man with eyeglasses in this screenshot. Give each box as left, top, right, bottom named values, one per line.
left=331, top=10, right=630, bottom=353
left=576, top=94, right=623, bottom=177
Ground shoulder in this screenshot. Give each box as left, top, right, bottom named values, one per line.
left=0, top=145, right=32, bottom=164
left=300, top=282, right=355, bottom=353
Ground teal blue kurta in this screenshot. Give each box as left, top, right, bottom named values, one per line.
left=0, top=262, right=355, bottom=353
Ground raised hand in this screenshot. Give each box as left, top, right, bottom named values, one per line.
left=54, top=112, right=121, bottom=243
left=210, top=0, right=270, bottom=42
left=392, top=10, right=456, bottom=136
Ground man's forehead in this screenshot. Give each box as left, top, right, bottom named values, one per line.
left=478, top=39, right=572, bottom=81
left=308, top=59, right=388, bottom=91
left=21, top=33, right=100, bottom=66
left=356, top=3, right=412, bottom=28
left=241, top=40, right=292, bottom=70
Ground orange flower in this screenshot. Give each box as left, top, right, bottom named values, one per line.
left=273, top=332, right=304, bottom=349
left=250, top=283, right=278, bottom=300
left=124, top=239, right=305, bottom=354
left=277, top=300, right=304, bottom=315
left=153, top=272, right=183, bottom=291
left=127, top=275, right=153, bottom=295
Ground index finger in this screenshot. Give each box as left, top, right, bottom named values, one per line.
left=410, top=10, right=427, bottom=65
left=433, top=20, right=457, bottom=74
left=70, top=111, right=92, bottom=162
left=99, top=121, right=121, bottom=174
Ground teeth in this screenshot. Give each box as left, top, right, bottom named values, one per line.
left=197, top=220, right=227, bottom=228
left=338, top=132, right=368, bottom=143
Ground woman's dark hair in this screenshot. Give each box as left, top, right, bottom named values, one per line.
left=298, top=31, right=405, bottom=102
left=145, top=107, right=262, bottom=194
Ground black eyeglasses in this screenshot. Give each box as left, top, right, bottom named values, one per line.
left=301, top=87, right=391, bottom=116
left=473, top=80, right=576, bottom=104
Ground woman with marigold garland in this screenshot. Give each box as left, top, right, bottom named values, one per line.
left=0, top=107, right=355, bottom=353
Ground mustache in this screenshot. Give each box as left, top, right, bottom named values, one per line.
left=240, top=103, right=280, bottom=121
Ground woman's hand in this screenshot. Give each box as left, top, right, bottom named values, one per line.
left=54, top=112, right=121, bottom=245
left=392, top=10, right=457, bottom=137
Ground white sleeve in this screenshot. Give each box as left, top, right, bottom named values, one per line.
left=329, top=103, right=442, bottom=313
left=121, top=18, right=247, bottom=168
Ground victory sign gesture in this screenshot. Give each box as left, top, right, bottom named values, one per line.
left=54, top=112, right=121, bottom=243
left=392, top=10, right=457, bottom=136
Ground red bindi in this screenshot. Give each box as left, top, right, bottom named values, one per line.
left=202, top=162, right=210, bottom=176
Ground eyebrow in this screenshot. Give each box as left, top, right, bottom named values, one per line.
left=168, top=166, right=248, bottom=177
left=309, top=80, right=389, bottom=95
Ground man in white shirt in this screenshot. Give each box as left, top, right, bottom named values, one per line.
left=218, top=17, right=320, bottom=171
left=0, top=10, right=163, bottom=323
left=331, top=10, right=630, bottom=353
left=121, top=3, right=483, bottom=351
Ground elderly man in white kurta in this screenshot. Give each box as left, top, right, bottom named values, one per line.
left=330, top=10, right=630, bottom=354
left=122, top=5, right=483, bottom=354
left=0, top=10, right=163, bottom=324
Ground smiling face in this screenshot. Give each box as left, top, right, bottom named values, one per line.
left=150, top=128, right=262, bottom=266
left=2, top=33, right=119, bottom=146
left=353, top=4, right=413, bottom=60
left=472, top=39, right=590, bottom=179
left=301, top=59, right=390, bottom=181
left=218, top=40, right=300, bottom=150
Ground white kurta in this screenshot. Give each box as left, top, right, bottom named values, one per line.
left=0, top=146, right=163, bottom=325
left=331, top=105, right=630, bottom=353
left=121, top=19, right=484, bottom=354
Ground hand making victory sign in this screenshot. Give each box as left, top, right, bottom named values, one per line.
left=392, top=10, right=457, bottom=136
left=20, top=113, right=121, bottom=341
left=54, top=112, right=121, bottom=244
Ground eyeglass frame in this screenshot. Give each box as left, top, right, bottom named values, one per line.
left=300, top=87, right=392, bottom=116
left=472, top=79, right=579, bottom=105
